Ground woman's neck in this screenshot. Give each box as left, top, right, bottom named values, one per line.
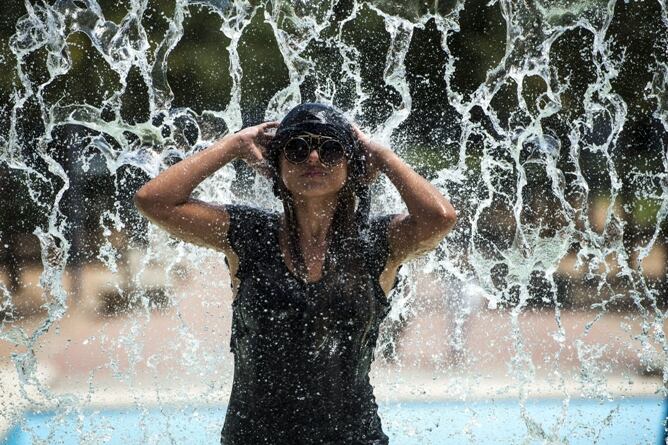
left=290, top=195, right=338, bottom=241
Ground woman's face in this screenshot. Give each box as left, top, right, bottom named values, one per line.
left=279, top=137, right=348, bottom=200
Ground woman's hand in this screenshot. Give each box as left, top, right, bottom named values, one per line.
left=352, top=124, right=390, bottom=184
left=135, top=122, right=282, bottom=253
left=228, top=121, right=280, bottom=178
left=353, top=122, right=456, bottom=268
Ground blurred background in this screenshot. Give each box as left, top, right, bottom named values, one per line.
left=0, top=0, right=666, bottom=443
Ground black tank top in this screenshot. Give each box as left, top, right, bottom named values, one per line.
left=220, top=205, right=399, bottom=445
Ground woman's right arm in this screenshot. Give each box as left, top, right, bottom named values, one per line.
left=133, top=121, right=278, bottom=253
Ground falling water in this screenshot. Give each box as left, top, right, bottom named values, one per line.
left=1, top=0, right=667, bottom=443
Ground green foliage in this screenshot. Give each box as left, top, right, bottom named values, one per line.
left=400, top=143, right=459, bottom=178
left=633, top=197, right=663, bottom=227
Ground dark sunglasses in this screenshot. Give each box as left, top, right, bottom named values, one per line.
left=282, top=132, right=347, bottom=167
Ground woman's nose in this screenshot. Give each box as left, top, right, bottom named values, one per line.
left=306, top=148, right=320, bottom=164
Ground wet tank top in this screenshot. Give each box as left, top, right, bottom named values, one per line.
left=220, top=205, right=399, bottom=445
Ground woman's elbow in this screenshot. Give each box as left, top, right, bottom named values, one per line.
left=134, top=187, right=157, bottom=215
left=435, top=207, right=457, bottom=235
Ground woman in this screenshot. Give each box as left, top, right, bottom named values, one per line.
left=134, top=103, right=456, bottom=444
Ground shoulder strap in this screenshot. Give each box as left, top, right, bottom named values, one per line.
left=363, top=214, right=395, bottom=279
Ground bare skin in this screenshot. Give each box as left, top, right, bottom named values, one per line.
left=276, top=137, right=347, bottom=283
left=134, top=121, right=457, bottom=297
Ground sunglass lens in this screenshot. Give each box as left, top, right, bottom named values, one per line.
left=319, top=140, right=345, bottom=166
left=283, top=138, right=311, bottom=163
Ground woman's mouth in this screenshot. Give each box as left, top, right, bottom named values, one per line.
left=302, top=170, right=327, bottom=178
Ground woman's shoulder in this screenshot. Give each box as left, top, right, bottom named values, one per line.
left=224, top=204, right=280, bottom=247
left=225, top=203, right=280, bottom=222
left=359, top=213, right=399, bottom=258
left=365, top=213, right=399, bottom=238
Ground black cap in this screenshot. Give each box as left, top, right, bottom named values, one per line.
left=271, top=103, right=357, bottom=156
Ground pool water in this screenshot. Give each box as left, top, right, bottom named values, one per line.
left=4, top=398, right=666, bottom=444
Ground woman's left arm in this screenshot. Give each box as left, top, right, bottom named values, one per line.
left=355, top=127, right=457, bottom=264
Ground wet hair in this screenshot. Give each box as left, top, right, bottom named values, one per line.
left=266, top=103, right=371, bottom=281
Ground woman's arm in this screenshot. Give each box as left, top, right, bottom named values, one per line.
left=134, top=121, right=278, bottom=252
left=355, top=127, right=457, bottom=265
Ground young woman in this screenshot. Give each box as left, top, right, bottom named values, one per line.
left=134, top=103, right=456, bottom=444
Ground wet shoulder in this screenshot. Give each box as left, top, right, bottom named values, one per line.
left=363, top=214, right=397, bottom=278
left=224, top=204, right=279, bottom=260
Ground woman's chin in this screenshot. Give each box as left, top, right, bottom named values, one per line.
left=290, top=183, right=344, bottom=199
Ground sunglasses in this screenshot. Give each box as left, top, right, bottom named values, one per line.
left=282, top=132, right=347, bottom=167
